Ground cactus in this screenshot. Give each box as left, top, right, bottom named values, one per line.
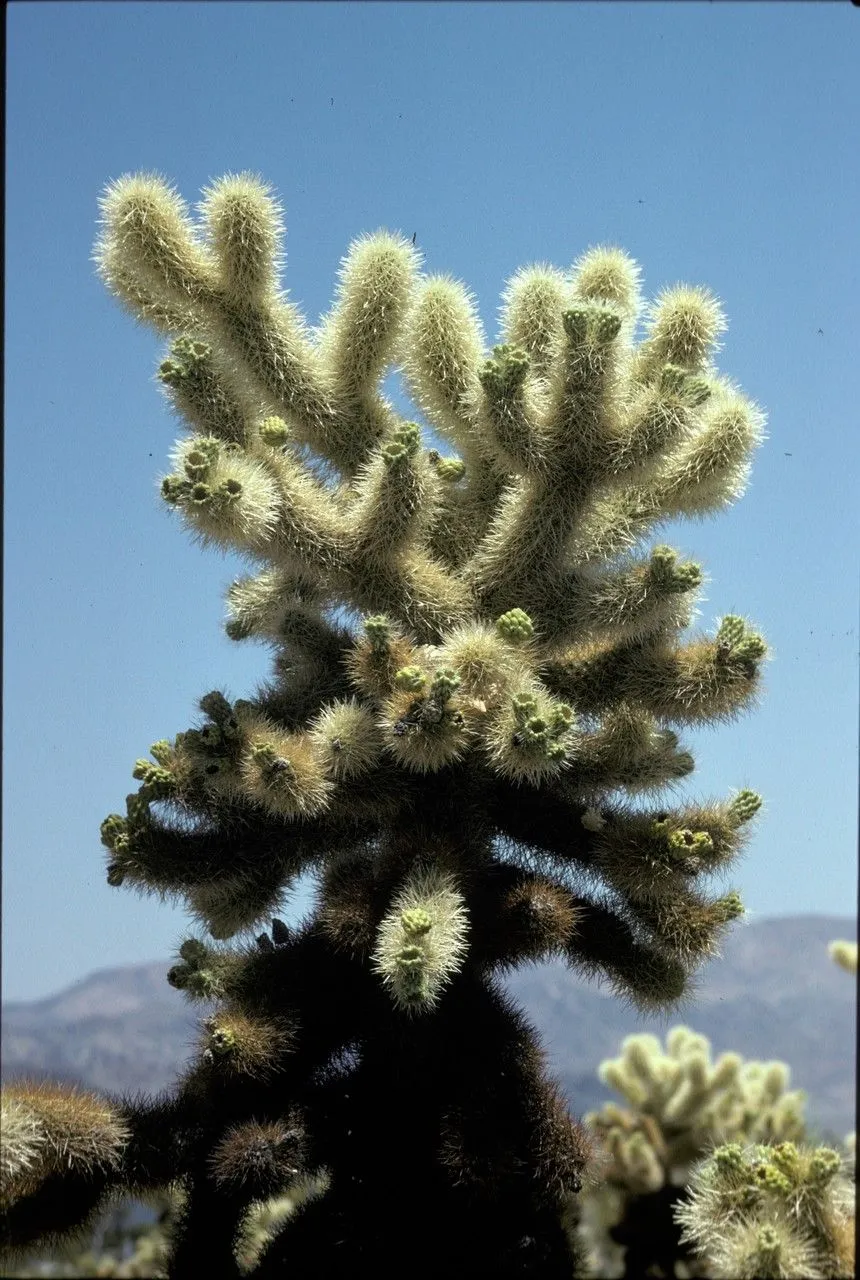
left=2, top=173, right=770, bottom=1274
left=673, top=1139, right=855, bottom=1279
left=567, top=939, right=856, bottom=1278
left=567, top=1027, right=809, bottom=1278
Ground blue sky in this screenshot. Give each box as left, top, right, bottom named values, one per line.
left=4, top=2, right=858, bottom=1003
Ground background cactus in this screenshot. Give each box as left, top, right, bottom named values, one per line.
left=2, top=172, right=770, bottom=1275
left=567, top=938, right=856, bottom=1278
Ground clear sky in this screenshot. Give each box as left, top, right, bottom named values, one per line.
left=4, top=2, right=858, bottom=1002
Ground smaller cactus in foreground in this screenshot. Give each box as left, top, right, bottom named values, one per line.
left=567, top=1026, right=809, bottom=1278
left=673, top=1139, right=855, bottom=1279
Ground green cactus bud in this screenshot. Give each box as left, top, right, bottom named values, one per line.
left=511, top=693, right=538, bottom=722
left=496, top=608, right=534, bottom=644
left=394, top=666, right=427, bottom=692
left=501, top=345, right=530, bottom=377
left=549, top=703, right=574, bottom=734
left=394, top=422, right=421, bottom=453
left=650, top=545, right=677, bottom=571
left=189, top=482, right=213, bottom=506
left=734, top=633, right=767, bottom=662
left=100, top=814, right=128, bottom=850
left=728, top=789, right=763, bottom=826
left=668, top=828, right=714, bottom=856
left=364, top=615, right=392, bottom=650
left=808, top=1147, right=841, bottom=1185
left=216, top=477, right=243, bottom=504
left=179, top=939, right=208, bottom=964
left=546, top=741, right=567, bottom=762
left=673, top=562, right=703, bottom=590
left=209, top=1026, right=238, bottom=1055
left=167, top=964, right=190, bottom=989
left=436, top=457, right=466, bottom=481
left=769, top=1142, right=801, bottom=1177
left=712, top=1143, right=747, bottom=1182
left=382, top=440, right=407, bottom=465
left=717, top=615, right=746, bottom=649
left=592, top=307, right=622, bottom=343
left=161, top=475, right=191, bottom=505
left=401, top=907, right=433, bottom=936
left=478, top=355, right=501, bottom=390
left=430, top=667, right=460, bottom=700
left=562, top=308, right=590, bottom=342
left=658, top=364, right=712, bottom=406
left=139, top=766, right=176, bottom=799
left=149, top=739, right=173, bottom=766
left=132, top=758, right=155, bottom=781
left=184, top=449, right=213, bottom=481
left=480, top=344, right=530, bottom=393
left=226, top=617, right=253, bottom=641
left=525, top=715, right=549, bottom=737
left=714, top=891, right=745, bottom=923
left=753, top=1162, right=791, bottom=1196
left=125, top=793, right=150, bottom=826
left=437, top=456, right=465, bottom=479
left=259, top=415, right=289, bottom=446
left=158, top=358, right=186, bottom=386
left=196, top=437, right=222, bottom=464
left=173, top=336, right=211, bottom=365
left=754, top=1225, right=781, bottom=1263
left=394, top=946, right=428, bottom=999
left=251, top=742, right=278, bottom=765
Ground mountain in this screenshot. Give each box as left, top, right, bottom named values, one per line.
left=508, top=913, right=857, bottom=1145
left=2, top=915, right=856, bottom=1142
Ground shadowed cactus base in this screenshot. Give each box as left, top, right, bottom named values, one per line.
left=2, top=172, right=771, bottom=1275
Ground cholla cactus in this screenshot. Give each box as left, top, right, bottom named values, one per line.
left=674, top=1139, right=855, bottom=1279
left=1, top=172, right=770, bottom=1275
left=568, top=1027, right=807, bottom=1278
left=828, top=939, right=858, bottom=976
left=828, top=938, right=857, bottom=1183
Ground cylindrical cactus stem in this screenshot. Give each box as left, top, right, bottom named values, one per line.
left=371, top=865, right=470, bottom=1015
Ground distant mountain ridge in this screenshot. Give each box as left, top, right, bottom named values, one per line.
left=3, top=914, right=855, bottom=1142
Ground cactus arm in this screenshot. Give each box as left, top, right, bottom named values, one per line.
left=542, top=615, right=769, bottom=726
left=157, top=336, right=255, bottom=446
left=528, top=545, right=704, bottom=652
